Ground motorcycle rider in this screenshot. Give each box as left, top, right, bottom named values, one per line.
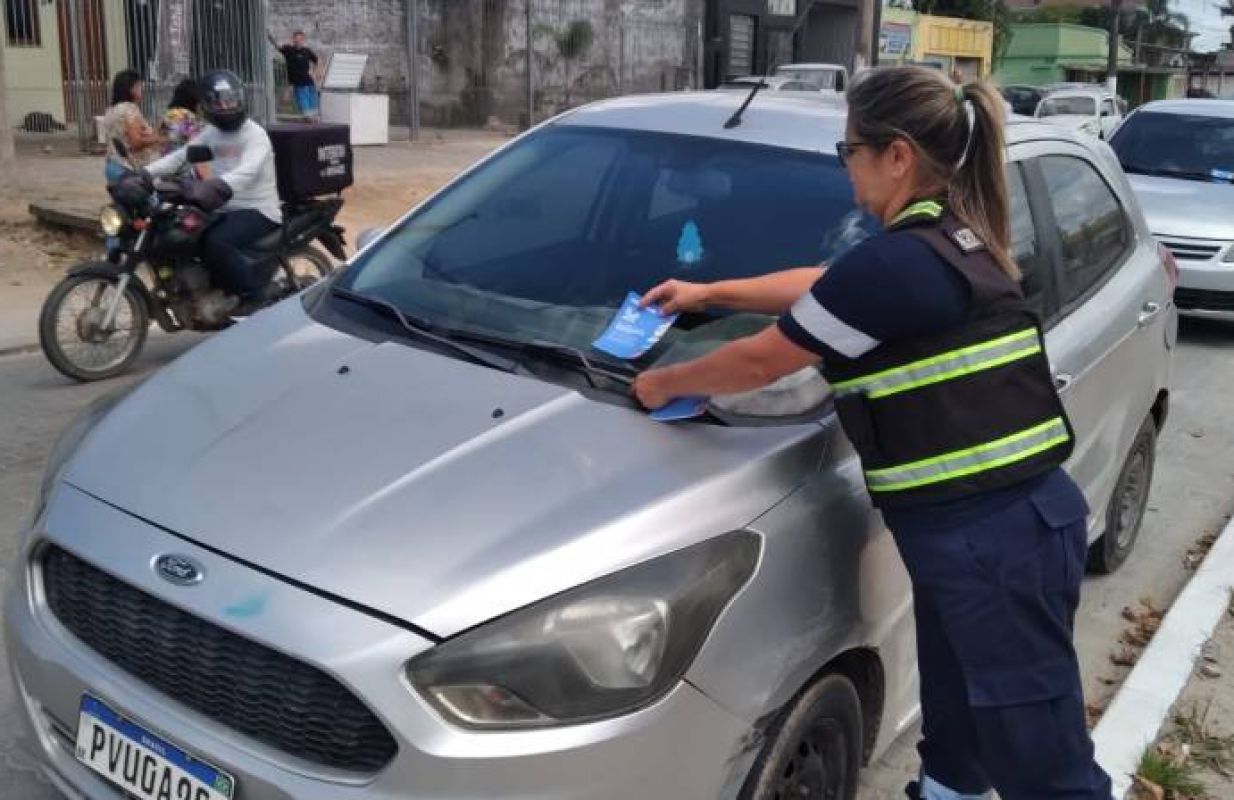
left=146, top=69, right=282, bottom=315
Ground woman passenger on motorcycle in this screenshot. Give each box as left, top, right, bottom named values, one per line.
left=103, top=70, right=162, bottom=183
left=146, top=70, right=283, bottom=315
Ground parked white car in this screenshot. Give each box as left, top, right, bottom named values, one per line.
left=1036, top=87, right=1123, bottom=139
left=773, top=63, right=849, bottom=95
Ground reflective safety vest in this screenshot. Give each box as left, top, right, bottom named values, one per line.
left=822, top=200, right=1075, bottom=508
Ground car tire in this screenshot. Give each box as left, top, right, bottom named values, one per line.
left=1088, top=414, right=1157, bottom=574
left=740, top=673, right=863, bottom=800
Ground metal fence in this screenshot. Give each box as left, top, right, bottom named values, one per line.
left=7, top=0, right=702, bottom=147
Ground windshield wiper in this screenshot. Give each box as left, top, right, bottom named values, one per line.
left=1122, top=163, right=1232, bottom=183
left=442, top=329, right=637, bottom=389
left=330, top=286, right=519, bottom=373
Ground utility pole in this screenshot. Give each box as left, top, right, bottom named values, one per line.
left=0, top=40, right=16, bottom=195
left=1107, top=0, right=1123, bottom=95
left=406, top=0, right=420, bottom=141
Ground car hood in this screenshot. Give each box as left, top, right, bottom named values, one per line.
left=1126, top=173, right=1234, bottom=241
left=62, top=298, right=820, bottom=636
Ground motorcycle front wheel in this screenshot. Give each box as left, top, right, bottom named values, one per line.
left=38, top=272, right=149, bottom=382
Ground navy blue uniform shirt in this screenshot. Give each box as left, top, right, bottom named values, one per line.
left=776, top=228, right=1050, bottom=527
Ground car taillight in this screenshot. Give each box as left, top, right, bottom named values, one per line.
left=1157, top=242, right=1179, bottom=291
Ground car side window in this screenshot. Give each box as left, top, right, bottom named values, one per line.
left=1039, top=155, right=1131, bottom=307
left=1007, top=163, right=1050, bottom=320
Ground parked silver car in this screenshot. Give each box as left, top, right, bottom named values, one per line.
left=7, top=94, right=1175, bottom=800
left=1109, top=98, right=1234, bottom=320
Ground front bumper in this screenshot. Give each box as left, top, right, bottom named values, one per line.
left=1160, top=234, right=1234, bottom=321
left=5, top=485, right=752, bottom=799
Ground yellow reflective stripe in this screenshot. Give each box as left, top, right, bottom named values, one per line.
left=832, top=328, right=1039, bottom=394
left=866, top=344, right=1041, bottom=399
left=865, top=417, right=1070, bottom=493
left=890, top=200, right=944, bottom=226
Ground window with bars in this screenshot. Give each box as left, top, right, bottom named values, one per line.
left=5, top=0, right=41, bottom=46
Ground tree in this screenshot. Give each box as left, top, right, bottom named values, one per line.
left=1221, top=0, right=1234, bottom=48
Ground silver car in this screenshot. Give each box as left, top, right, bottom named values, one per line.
left=6, top=94, right=1175, bottom=800
left=1109, top=98, right=1234, bottom=320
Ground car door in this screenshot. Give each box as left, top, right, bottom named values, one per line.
left=1018, top=142, right=1164, bottom=534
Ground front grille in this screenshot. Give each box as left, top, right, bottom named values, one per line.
left=1175, top=288, right=1234, bottom=311
left=41, top=546, right=398, bottom=773
left=1162, top=240, right=1224, bottom=262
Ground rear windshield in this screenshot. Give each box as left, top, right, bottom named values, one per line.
left=1110, top=111, right=1234, bottom=181
left=774, top=67, right=838, bottom=90
left=1038, top=96, right=1096, bottom=117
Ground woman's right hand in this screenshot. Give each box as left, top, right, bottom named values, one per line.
left=641, top=279, right=711, bottom=315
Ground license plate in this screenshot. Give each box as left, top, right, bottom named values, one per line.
left=74, top=695, right=235, bottom=800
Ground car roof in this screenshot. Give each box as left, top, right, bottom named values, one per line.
left=1044, top=88, right=1104, bottom=99
left=555, top=92, right=1090, bottom=153
left=1132, top=98, right=1234, bottom=118
left=777, top=63, right=846, bottom=70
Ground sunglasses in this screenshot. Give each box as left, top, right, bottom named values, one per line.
left=835, top=140, right=870, bottom=167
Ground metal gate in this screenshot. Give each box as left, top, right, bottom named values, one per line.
left=51, top=0, right=276, bottom=149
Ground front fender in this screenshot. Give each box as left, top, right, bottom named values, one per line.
left=64, top=261, right=178, bottom=332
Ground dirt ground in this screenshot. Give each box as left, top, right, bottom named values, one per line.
left=1133, top=600, right=1234, bottom=800
left=0, top=128, right=509, bottom=283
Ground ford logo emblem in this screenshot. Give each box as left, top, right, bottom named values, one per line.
left=154, top=554, right=204, bottom=586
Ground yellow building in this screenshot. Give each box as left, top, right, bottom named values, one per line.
left=3, top=0, right=142, bottom=127
left=879, top=7, right=994, bottom=78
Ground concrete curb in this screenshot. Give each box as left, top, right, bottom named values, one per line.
left=1091, top=515, right=1234, bottom=797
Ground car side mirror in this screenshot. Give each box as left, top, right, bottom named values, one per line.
left=835, top=74, right=845, bottom=92
left=356, top=227, right=385, bottom=251
left=186, top=145, right=214, bottom=164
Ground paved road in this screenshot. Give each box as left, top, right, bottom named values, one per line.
left=1, top=322, right=1233, bottom=799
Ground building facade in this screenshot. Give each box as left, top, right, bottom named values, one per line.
left=878, top=7, right=994, bottom=77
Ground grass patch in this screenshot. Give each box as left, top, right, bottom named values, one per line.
left=1135, top=747, right=1206, bottom=798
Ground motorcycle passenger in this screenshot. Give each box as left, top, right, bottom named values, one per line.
left=146, top=69, right=282, bottom=314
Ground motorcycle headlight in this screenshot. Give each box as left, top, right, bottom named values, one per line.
left=29, top=390, right=126, bottom=528
left=99, top=205, right=126, bottom=237
left=408, top=532, right=760, bottom=730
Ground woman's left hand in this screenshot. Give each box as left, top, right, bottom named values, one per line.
left=632, top=369, right=674, bottom=410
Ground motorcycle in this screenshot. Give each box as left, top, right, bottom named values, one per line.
left=38, top=140, right=347, bottom=382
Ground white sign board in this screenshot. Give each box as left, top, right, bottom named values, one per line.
left=322, top=53, right=369, bottom=91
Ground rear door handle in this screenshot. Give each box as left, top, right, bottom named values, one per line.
left=1053, top=373, right=1074, bottom=392
left=1138, top=301, right=1163, bottom=328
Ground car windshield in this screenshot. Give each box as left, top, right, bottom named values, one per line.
left=774, top=67, right=837, bottom=90
left=1110, top=111, right=1234, bottom=182
left=1038, top=96, right=1096, bottom=117
left=340, top=125, right=877, bottom=416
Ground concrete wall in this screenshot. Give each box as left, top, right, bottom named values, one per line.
left=2, top=2, right=66, bottom=122
left=416, top=0, right=702, bottom=127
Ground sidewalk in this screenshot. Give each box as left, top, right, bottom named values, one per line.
left=0, top=129, right=511, bottom=353
left=1132, top=604, right=1234, bottom=799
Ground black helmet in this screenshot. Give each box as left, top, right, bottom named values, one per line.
left=199, top=69, right=247, bottom=132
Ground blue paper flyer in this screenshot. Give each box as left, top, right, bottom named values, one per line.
left=649, top=396, right=709, bottom=422
left=593, top=292, right=679, bottom=360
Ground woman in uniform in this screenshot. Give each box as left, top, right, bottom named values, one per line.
left=632, top=65, right=1113, bottom=800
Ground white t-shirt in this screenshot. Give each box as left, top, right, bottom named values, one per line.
left=148, top=119, right=282, bottom=224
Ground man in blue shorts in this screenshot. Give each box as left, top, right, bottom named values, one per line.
left=269, top=29, right=319, bottom=120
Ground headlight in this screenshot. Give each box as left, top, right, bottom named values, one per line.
left=29, top=391, right=125, bottom=527
left=99, top=205, right=126, bottom=237
left=408, top=532, right=760, bottom=729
